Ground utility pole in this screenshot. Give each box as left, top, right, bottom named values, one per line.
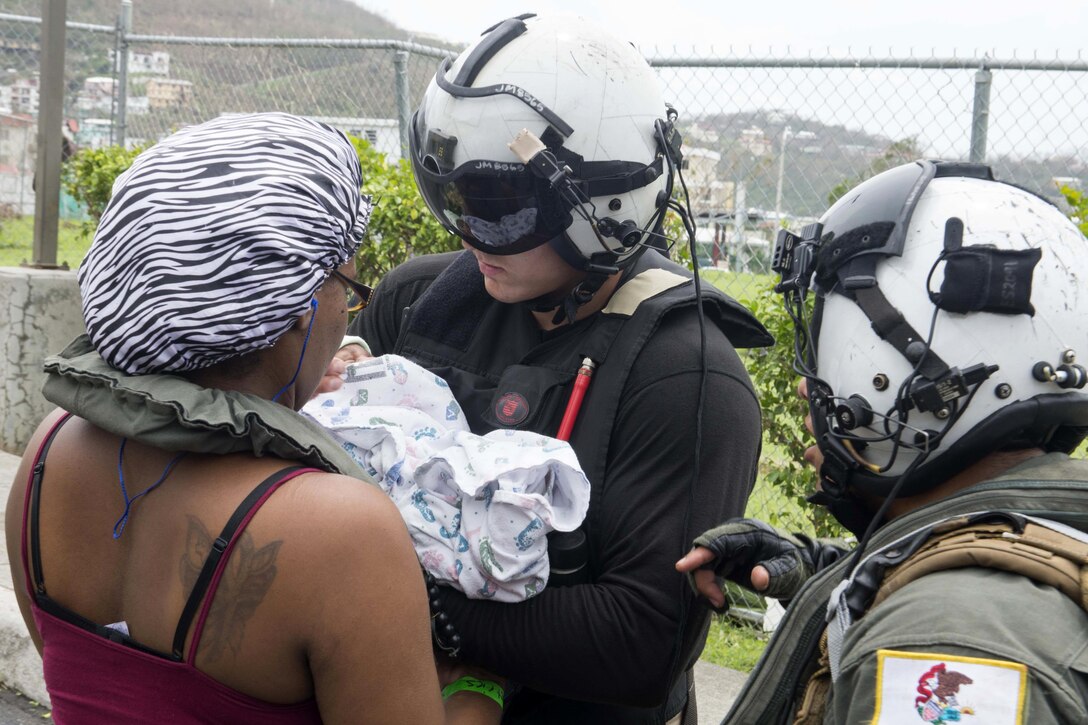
left=115, top=0, right=132, bottom=148
left=31, top=0, right=69, bottom=269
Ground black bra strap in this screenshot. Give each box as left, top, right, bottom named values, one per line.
left=29, top=413, right=75, bottom=597
left=171, top=465, right=308, bottom=661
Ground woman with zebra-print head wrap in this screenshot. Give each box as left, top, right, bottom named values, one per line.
left=5, top=113, right=500, bottom=724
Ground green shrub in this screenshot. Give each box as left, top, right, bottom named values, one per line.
left=62, top=143, right=148, bottom=236
left=666, top=211, right=843, bottom=537
left=1059, top=184, right=1088, bottom=236
left=347, top=136, right=460, bottom=286
left=738, top=281, right=844, bottom=537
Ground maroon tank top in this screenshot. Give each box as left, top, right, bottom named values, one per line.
left=20, top=414, right=325, bottom=724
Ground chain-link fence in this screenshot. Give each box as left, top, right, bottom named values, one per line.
left=0, top=10, right=117, bottom=218
left=3, top=4, right=1087, bottom=621
left=4, top=7, right=1085, bottom=270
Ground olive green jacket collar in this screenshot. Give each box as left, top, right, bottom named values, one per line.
left=41, top=335, right=372, bottom=480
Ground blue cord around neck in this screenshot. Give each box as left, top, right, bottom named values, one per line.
left=111, top=298, right=318, bottom=538
left=271, top=297, right=318, bottom=404
left=113, top=439, right=187, bottom=539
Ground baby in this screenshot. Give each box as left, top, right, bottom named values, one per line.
left=303, top=353, right=590, bottom=602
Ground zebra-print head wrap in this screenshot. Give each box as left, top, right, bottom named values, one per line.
left=79, top=112, right=372, bottom=375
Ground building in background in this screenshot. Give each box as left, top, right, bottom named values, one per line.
left=127, top=50, right=170, bottom=76
left=738, top=126, right=772, bottom=157
left=73, top=118, right=114, bottom=150
left=9, top=76, right=39, bottom=115
left=684, top=146, right=731, bottom=213
left=0, top=112, right=36, bottom=216
left=146, top=77, right=193, bottom=109
left=76, top=76, right=116, bottom=114
left=301, top=115, right=401, bottom=160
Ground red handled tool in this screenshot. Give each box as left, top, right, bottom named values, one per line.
left=556, top=357, right=596, bottom=441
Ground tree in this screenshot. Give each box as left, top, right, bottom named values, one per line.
left=346, top=137, right=459, bottom=287
left=62, top=143, right=148, bottom=236
left=1059, top=184, right=1088, bottom=236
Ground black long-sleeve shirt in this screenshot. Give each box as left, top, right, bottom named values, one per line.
left=351, top=252, right=764, bottom=722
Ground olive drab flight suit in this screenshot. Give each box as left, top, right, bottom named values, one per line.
left=724, top=453, right=1088, bottom=725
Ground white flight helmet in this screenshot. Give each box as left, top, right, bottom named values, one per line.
left=774, top=160, right=1088, bottom=528
left=409, top=13, right=676, bottom=273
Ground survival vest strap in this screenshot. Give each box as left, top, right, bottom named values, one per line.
left=396, top=249, right=771, bottom=489
left=792, top=512, right=1088, bottom=724
left=790, top=630, right=832, bottom=725
left=872, top=515, right=1088, bottom=611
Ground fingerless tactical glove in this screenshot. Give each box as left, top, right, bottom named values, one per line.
left=690, top=518, right=850, bottom=604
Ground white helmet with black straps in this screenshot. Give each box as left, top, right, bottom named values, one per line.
left=773, top=160, right=1088, bottom=532
left=409, top=13, right=678, bottom=277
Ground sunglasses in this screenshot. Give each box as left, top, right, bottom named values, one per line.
left=330, top=269, right=374, bottom=313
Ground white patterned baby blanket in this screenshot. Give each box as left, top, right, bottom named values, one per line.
left=302, top=354, right=590, bottom=602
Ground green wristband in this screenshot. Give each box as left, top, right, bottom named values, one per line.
left=441, top=676, right=504, bottom=708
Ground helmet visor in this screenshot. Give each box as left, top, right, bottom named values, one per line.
left=410, top=112, right=573, bottom=255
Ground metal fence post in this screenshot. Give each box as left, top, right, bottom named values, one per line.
left=31, top=0, right=68, bottom=268
left=969, top=62, right=992, bottom=163
left=774, top=126, right=792, bottom=218
left=394, top=49, right=410, bottom=158
left=732, top=180, right=747, bottom=271
left=115, top=0, right=132, bottom=148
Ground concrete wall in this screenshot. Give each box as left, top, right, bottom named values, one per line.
left=0, top=267, right=83, bottom=455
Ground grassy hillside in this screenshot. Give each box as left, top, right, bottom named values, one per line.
left=2, top=0, right=456, bottom=141
left=6, top=0, right=409, bottom=40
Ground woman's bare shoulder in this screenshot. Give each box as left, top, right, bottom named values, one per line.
left=257, top=470, right=411, bottom=564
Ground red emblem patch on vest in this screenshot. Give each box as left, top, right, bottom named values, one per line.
left=495, top=392, right=530, bottom=426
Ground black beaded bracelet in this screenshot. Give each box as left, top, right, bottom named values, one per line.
left=424, top=570, right=461, bottom=658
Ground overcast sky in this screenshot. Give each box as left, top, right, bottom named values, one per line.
left=351, top=0, right=1088, bottom=56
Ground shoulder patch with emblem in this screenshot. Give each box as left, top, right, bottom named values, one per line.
left=871, top=649, right=1027, bottom=724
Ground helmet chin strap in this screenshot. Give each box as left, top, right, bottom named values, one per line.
left=551, top=260, right=617, bottom=326
left=527, top=260, right=617, bottom=326
left=805, top=404, right=886, bottom=539
left=807, top=487, right=881, bottom=540
left=530, top=234, right=624, bottom=325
